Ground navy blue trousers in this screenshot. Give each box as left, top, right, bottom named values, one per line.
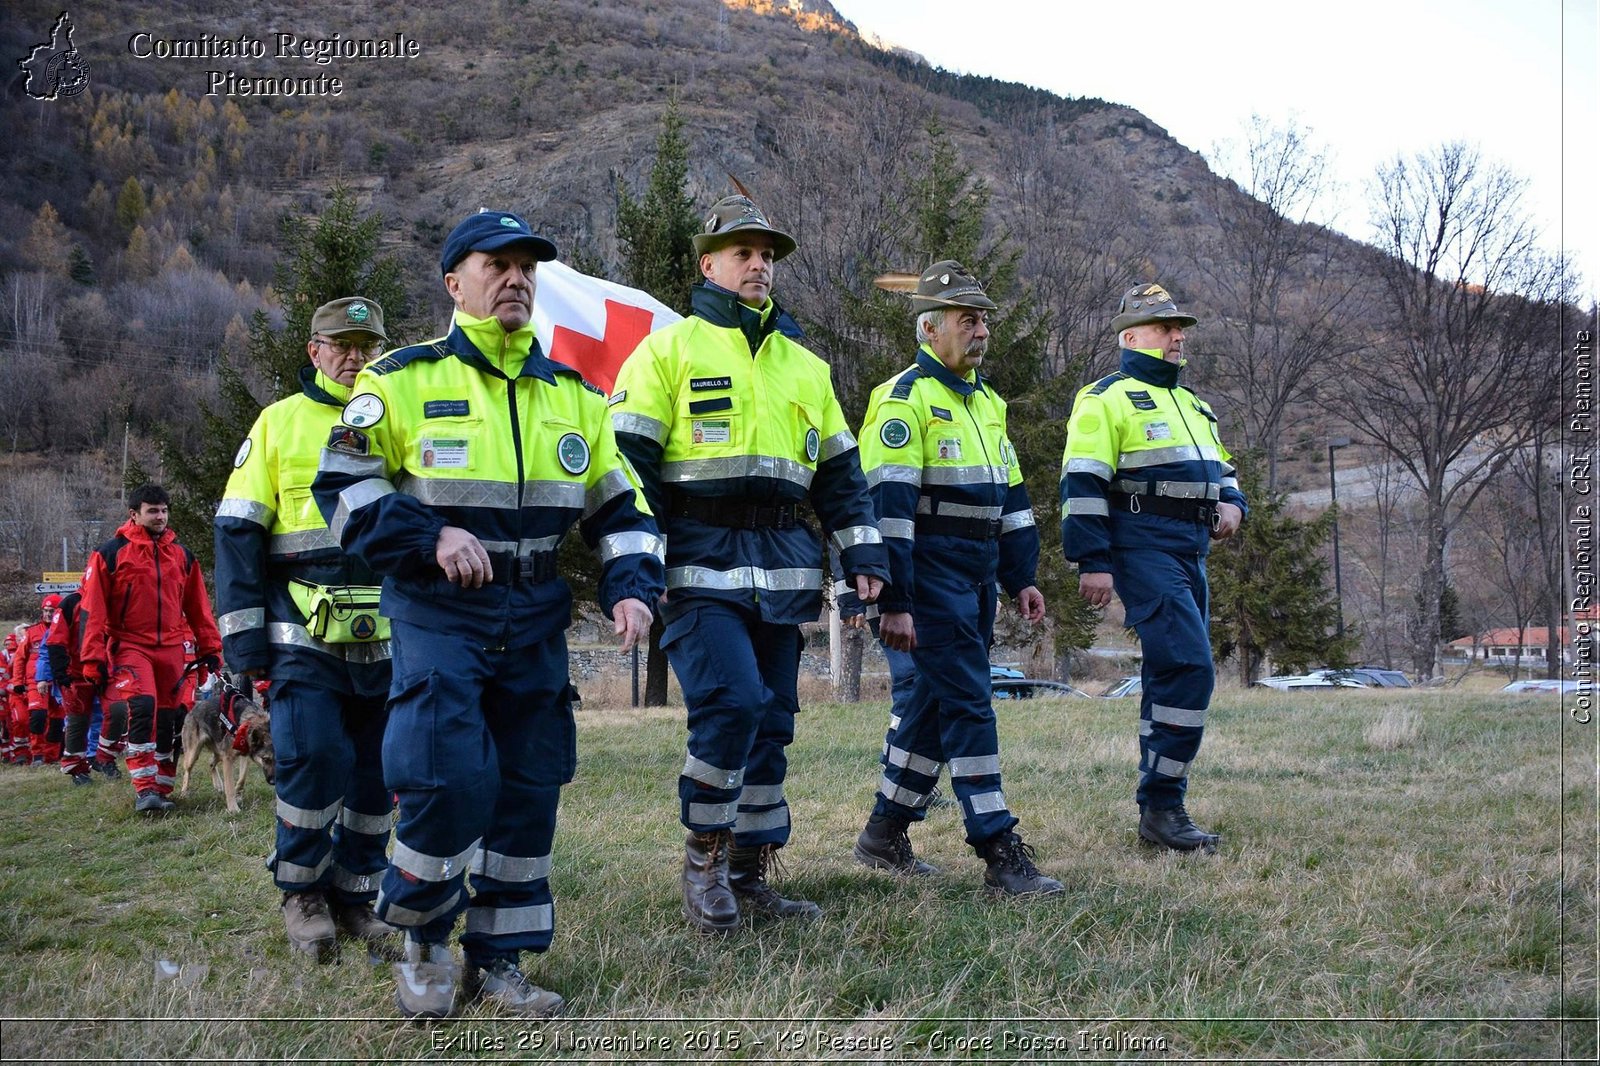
left=376, top=622, right=574, bottom=966
left=662, top=602, right=799, bottom=848
left=266, top=680, right=391, bottom=905
left=874, top=577, right=1017, bottom=847
left=1112, top=549, right=1214, bottom=809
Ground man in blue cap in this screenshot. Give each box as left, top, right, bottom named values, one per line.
left=313, top=209, right=664, bottom=1018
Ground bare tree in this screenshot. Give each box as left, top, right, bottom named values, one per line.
left=1338, top=143, right=1568, bottom=677
left=1190, top=117, right=1365, bottom=489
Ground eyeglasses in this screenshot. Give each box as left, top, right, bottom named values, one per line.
left=314, top=336, right=382, bottom=356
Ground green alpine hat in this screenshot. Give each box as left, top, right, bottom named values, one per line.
left=910, top=260, right=997, bottom=314
left=1110, top=283, right=1197, bottom=333
left=310, top=297, right=387, bottom=341
left=692, top=195, right=797, bottom=261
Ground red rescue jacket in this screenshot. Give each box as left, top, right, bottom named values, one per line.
left=80, top=519, right=222, bottom=669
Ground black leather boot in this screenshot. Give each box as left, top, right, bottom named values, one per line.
left=979, top=830, right=1064, bottom=897
left=1138, top=805, right=1220, bottom=854
left=728, top=843, right=822, bottom=920
left=854, top=814, right=938, bottom=875
left=682, top=830, right=739, bottom=933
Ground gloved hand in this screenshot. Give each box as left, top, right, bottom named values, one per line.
left=194, top=654, right=222, bottom=688
left=81, top=661, right=106, bottom=688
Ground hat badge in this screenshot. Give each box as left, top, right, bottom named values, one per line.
left=346, top=302, right=369, bottom=324
left=940, top=274, right=950, bottom=285
left=499, top=216, right=520, bottom=229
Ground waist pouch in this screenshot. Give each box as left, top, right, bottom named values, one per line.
left=287, top=580, right=389, bottom=644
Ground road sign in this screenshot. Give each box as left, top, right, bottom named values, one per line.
left=33, top=582, right=80, bottom=595
left=42, top=571, right=81, bottom=582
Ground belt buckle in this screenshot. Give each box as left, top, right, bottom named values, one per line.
left=986, top=518, right=1002, bottom=538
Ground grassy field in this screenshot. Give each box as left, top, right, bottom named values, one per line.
left=0, top=686, right=1593, bottom=1064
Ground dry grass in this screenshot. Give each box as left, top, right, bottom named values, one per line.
left=0, top=685, right=1593, bottom=1063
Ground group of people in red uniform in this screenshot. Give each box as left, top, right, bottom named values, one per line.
left=3, top=484, right=226, bottom=813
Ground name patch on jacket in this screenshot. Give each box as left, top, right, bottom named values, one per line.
left=691, top=376, right=733, bottom=391
left=929, top=406, right=953, bottom=421
left=1143, top=421, right=1172, bottom=442
left=327, top=427, right=370, bottom=456
left=1126, top=390, right=1158, bottom=411
left=423, top=400, right=470, bottom=418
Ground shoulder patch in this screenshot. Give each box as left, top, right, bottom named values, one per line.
left=327, top=426, right=370, bottom=456
left=342, top=393, right=385, bottom=428
left=1087, top=372, right=1128, bottom=396
left=549, top=360, right=605, bottom=395
left=889, top=367, right=926, bottom=401
left=880, top=418, right=912, bottom=449
left=232, top=438, right=252, bottom=469
left=365, top=342, right=450, bottom=377
left=608, top=390, right=627, bottom=407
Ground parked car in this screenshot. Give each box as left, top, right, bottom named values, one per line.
left=1336, top=667, right=1412, bottom=688
left=989, top=665, right=1091, bottom=700
left=1100, top=676, right=1143, bottom=699
left=1255, top=673, right=1369, bottom=691
left=1502, top=678, right=1582, bottom=694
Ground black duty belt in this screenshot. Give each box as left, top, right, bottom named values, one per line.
left=915, top=515, right=1002, bottom=540
left=670, top=495, right=798, bottom=530
left=1108, top=492, right=1219, bottom=529
left=485, top=551, right=559, bottom=586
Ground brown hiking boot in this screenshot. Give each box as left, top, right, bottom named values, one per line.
left=682, top=829, right=739, bottom=934
left=332, top=899, right=397, bottom=944
left=854, top=814, right=938, bottom=875
left=281, top=890, right=337, bottom=960
left=979, top=830, right=1064, bottom=897
left=728, top=843, right=822, bottom=920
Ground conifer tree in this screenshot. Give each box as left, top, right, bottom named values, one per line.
left=133, top=185, right=414, bottom=572
left=609, top=95, right=701, bottom=705
left=1207, top=454, right=1357, bottom=683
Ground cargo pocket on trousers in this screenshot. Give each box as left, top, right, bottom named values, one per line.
left=528, top=683, right=579, bottom=787
left=1122, top=595, right=1177, bottom=674
left=382, top=668, right=445, bottom=791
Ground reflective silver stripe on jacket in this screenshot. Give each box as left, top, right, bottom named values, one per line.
left=267, top=623, right=393, bottom=664
left=220, top=608, right=265, bottom=637
left=1117, top=444, right=1220, bottom=468
left=329, top=477, right=396, bottom=541
left=879, top=518, right=916, bottom=541
left=469, top=849, right=553, bottom=883
left=865, top=464, right=922, bottom=487
left=599, top=531, right=666, bottom=564
left=1064, top=457, right=1114, bottom=481
left=682, top=754, right=744, bottom=791
left=817, top=430, right=857, bottom=462
left=391, top=836, right=482, bottom=882
left=922, top=465, right=1009, bottom=486
left=667, top=566, right=822, bottom=592
left=612, top=411, right=668, bottom=444
left=216, top=497, right=274, bottom=528
left=586, top=469, right=635, bottom=516
left=464, top=902, right=553, bottom=936
left=660, top=455, right=814, bottom=489
left=921, top=500, right=1002, bottom=520
left=1066, top=497, right=1109, bottom=517
left=271, top=528, right=340, bottom=555
left=830, top=525, right=882, bottom=552
left=1000, top=509, right=1036, bottom=533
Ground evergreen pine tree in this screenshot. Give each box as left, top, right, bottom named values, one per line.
left=133, top=185, right=415, bottom=572
left=1207, top=454, right=1358, bottom=683
left=67, top=246, right=95, bottom=285
left=609, top=96, right=702, bottom=705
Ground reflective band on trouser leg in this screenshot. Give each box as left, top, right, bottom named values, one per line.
left=328, top=692, right=393, bottom=906
left=459, top=632, right=572, bottom=964
left=153, top=707, right=180, bottom=795
left=663, top=604, right=779, bottom=836
left=268, top=682, right=354, bottom=895
left=124, top=695, right=158, bottom=794
left=732, top=621, right=801, bottom=848
left=1113, top=549, right=1214, bottom=810
left=872, top=677, right=946, bottom=825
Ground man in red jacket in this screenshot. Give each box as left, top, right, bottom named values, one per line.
left=44, top=590, right=103, bottom=783
left=3, top=631, right=24, bottom=763
left=79, top=485, right=223, bottom=814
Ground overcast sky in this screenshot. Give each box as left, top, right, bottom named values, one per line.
left=829, top=0, right=1598, bottom=303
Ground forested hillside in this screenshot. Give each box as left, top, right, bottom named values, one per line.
left=1, top=0, right=1578, bottom=676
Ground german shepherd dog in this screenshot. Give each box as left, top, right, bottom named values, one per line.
left=178, top=678, right=275, bottom=813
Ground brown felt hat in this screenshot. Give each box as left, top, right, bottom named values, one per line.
left=1110, top=283, right=1197, bottom=333
left=310, top=297, right=387, bottom=341
left=692, top=195, right=797, bottom=261
left=910, top=260, right=997, bottom=314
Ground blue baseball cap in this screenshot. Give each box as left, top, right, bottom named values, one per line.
left=440, top=210, right=558, bottom=276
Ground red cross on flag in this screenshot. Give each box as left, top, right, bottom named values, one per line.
left=533, top=261, right=681, bottom=394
